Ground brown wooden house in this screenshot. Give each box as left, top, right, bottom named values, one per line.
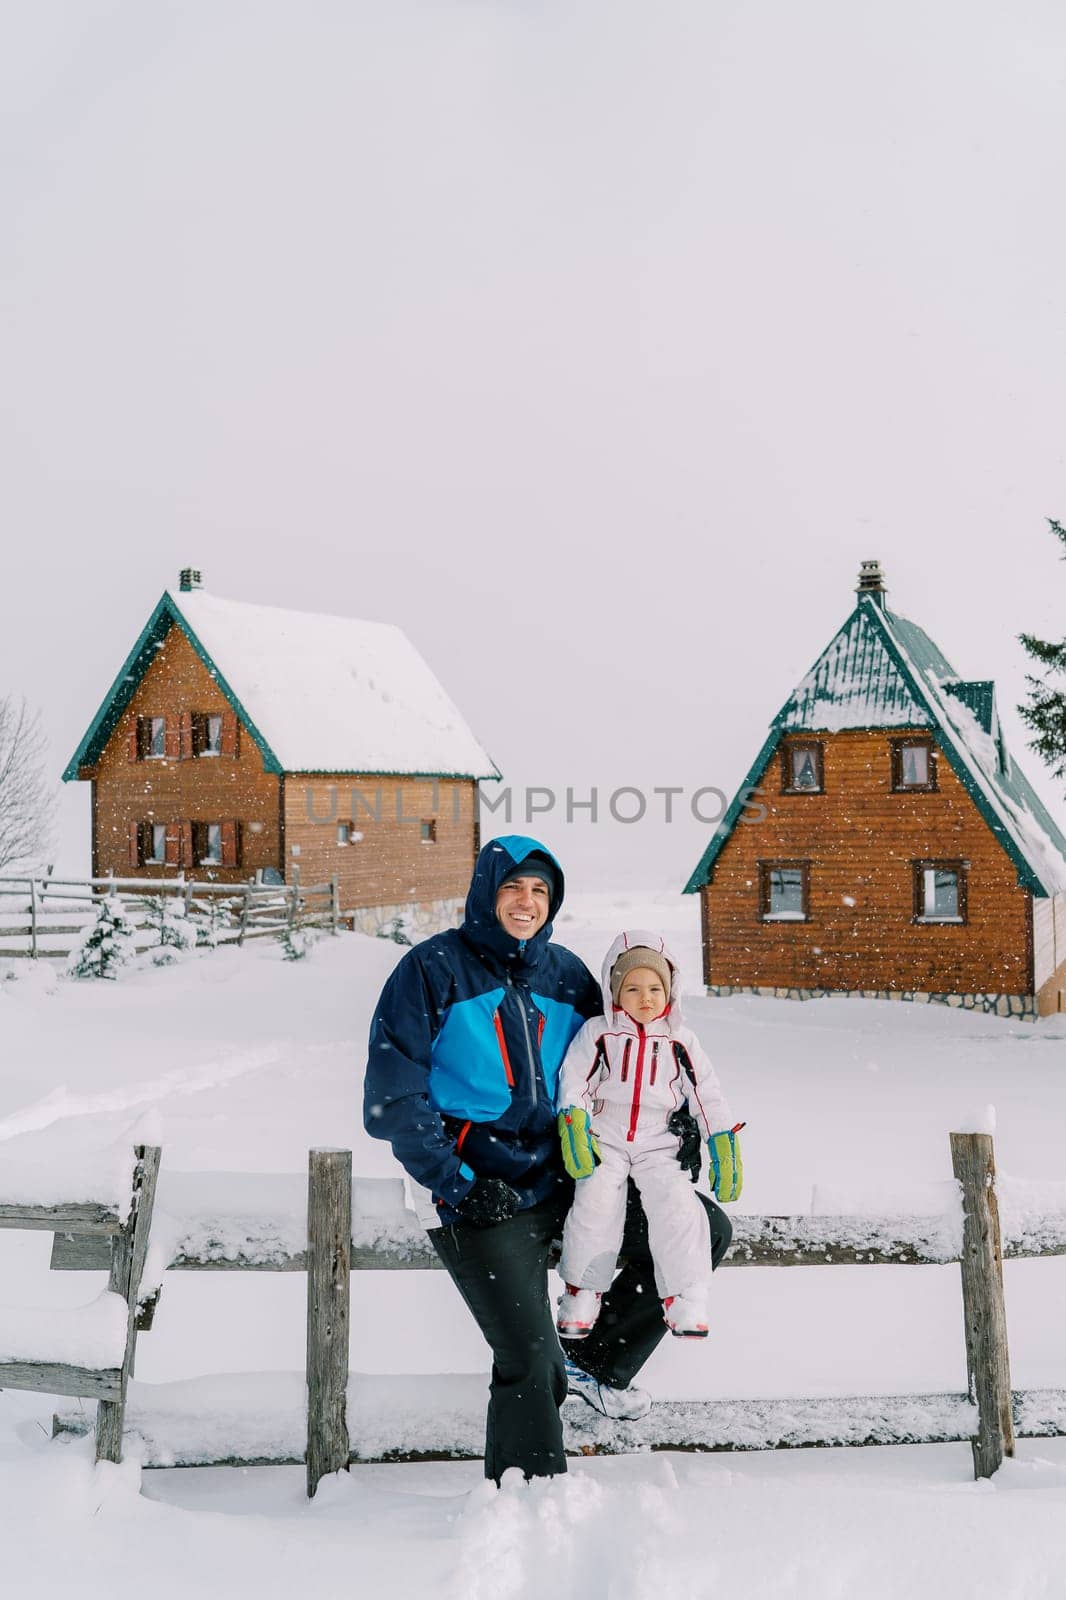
left=684, top=562, right=1066, bottom=1018
left=63, top=571, right=499, bottom=936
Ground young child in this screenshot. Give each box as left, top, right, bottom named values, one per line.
left=555, top=930, right=742, bottom=1339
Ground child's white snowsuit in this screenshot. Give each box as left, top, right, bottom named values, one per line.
left=557, top=930, right=734, bottom=1299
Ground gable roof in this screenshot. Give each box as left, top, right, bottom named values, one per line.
left=63, top=589, right=500, bottom=781
left=684, top=594, right=1066, bottom=898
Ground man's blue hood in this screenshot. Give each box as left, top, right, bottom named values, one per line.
left=461, top=835, right=565, bottom=971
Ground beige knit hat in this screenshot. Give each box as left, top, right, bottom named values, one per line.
left=609, top=946, right=673, bottom=1007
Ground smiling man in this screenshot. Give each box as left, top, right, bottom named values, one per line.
left=363, top=834, right=732, bottom=1483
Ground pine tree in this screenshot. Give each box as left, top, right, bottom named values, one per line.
left=142, top=894, right=197, bottom=963
left=278, top=924, right=319, bottom=961
left=67, top=893, right=140, bottom=980
left=1018, top=519, right=1066, bottom=784
left=187, top=893, right=233, bottom=948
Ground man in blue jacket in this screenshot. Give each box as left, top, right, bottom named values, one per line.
left=364, top=834, right=732, bottom=1482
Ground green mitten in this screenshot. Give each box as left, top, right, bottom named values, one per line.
left=707, top=1125, right=744, bottom=1202
left=558, top=1107, right=601, bottom=1180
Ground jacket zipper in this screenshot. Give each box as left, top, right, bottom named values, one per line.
left=507, top=972, right=539, bottom=1103
left=650, top=1040, right=659, bottom=1085
left=627, top=1024, right=647, bottom=1143
left=620, top=1039, right=632, bottom=1083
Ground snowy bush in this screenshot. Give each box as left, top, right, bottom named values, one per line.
left=377, top=915, right=413, bottom=947
left=186, top=894, right=234, bottom=949
left=278, top=925, right=319, bottom=961
left=141, top=895, right=197, bottom=965
left=67, top=894, right=140, bottom=980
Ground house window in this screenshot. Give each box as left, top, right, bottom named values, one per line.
left=420, top=819, right=437, bottom=843
left=143, top=716, right=166, bottom=758
left=194, top=822, right=223, bottom=865
left=781, top=742, right=824, bottom=794
left=145, top=823, right=166, bottom=864
left=759, top=861, right=810, bottom=921
left=337, top=823, right=352, bottom=845
left=891, top=738, right=936, bottom=792
left=197, top=714, right=223, bottom=756
left=913, top=861, right=967, bottom=923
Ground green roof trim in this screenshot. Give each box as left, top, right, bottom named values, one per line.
left=684, top=594, right=1066, bottom=898
left=62, top=594, right=283, bottom=780
left=682, top=728, right=781, bottom=894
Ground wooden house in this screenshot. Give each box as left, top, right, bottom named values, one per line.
left=684, top=562, right=1066, bottom=1017
left=63, top=571, right=499, bottom=936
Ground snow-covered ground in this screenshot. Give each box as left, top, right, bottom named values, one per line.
left=3, top=891, right=1066, bottom=1597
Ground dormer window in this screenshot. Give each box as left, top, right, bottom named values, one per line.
left=781, top=741, right=824, bottom=794
left=890, top=737, right=937, bottom=792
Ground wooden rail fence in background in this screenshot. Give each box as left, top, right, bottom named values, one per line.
left=0, top=872, right=340, bottom=959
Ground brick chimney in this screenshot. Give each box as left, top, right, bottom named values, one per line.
left=856, top=559, right=887, bottom=607
left=179, top=568, right=203, bottom=592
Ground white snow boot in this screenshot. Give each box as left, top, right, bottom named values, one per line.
left=556, top=1285, right=602, bottom=1338
left=663, top=1287, right=709, bottom=1339
left=563, top=1356, right=652, bottom=1421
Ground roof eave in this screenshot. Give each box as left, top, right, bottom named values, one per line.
left=62, top=593, right=284, bottom=780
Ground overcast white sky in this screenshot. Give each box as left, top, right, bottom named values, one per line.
left=2, top=1, right=1065, bottom=889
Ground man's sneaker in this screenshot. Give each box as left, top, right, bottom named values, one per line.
left=663, top=1290, right=709, bottom=1339
left=556, top=1285, right=602, bottom=1338
left=563, top=1354, right=652, bottom=1421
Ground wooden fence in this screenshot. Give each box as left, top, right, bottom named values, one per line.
left=3, top=1130, right=1057, bottom=1493
left=0, top=872, right=340, bottom=960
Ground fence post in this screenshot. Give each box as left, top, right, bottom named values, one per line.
left=238, top=881, right=252, bottom=947
left=95, top=1145, right=162, bottom=1463
left=306, top=1148, right=351, bottom=1498
left=29, top=877, right=38, bottom=960
left=950, top=1130, right=1015, bottom=1478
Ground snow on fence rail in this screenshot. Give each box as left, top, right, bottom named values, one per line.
left=0, top=872, right=340, bottom=958
left=5, top=1132, right=1057, bottom=1491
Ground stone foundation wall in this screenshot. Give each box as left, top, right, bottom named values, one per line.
left=346, top=897, right=464, bottom=943
left=705, top=984, right=1038, bottom=1020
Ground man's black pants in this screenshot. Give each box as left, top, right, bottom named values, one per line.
left=430, top=1184, right=732, bottom=1482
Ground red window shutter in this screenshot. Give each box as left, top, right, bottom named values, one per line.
left=127, top=721, right=140, bottom=762
left=179, top=712, right=194, bottom=761
left=221, top=819, right=240, bottom=868
left=221, top=711, right=240, bottom=759
left=164, top=718, right=180, bottom=761
left=179, top=820, right=193, bottom=869
left=128, top=821, right=141, bottom=868
left=164, top=824, right=180, bottom=867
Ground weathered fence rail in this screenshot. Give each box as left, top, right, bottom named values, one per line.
left=5, top=1130, right=1052, bottom=1491
left=0, top=872, right=340, bottom=958
left=0, top=1147, right=159, bottom=1463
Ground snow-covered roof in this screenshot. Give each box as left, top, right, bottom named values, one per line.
left=686, top=594, right=1066, bottom=897
left=64, top=589, right=499, bottom=781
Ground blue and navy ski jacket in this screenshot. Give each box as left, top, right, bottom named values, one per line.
left=363, top=836, right=601, bottom=1222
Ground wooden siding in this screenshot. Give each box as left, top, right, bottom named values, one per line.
left=84, top=627, right=281, bottom=884
left=1034, top=894, right=1066, bottom=1015
left=285, top=778, right=478, bottom=911
left=700, top=728, right=1033, bottom=994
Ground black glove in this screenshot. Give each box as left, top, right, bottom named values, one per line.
left=668, top=1107, right=702, bottom=1184
left=455, top=1177, right=523, bottom=1228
